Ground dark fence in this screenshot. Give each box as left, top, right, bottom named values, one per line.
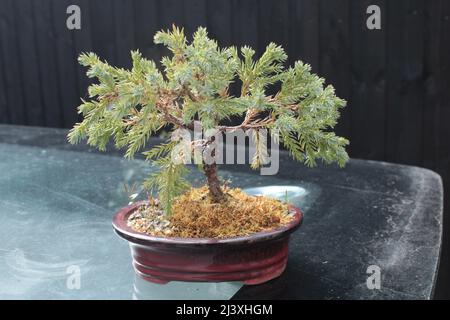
left=1, top=0, right=449, bottom=297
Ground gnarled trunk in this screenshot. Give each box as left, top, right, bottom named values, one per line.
left=203, top=162, right=224, bottom=202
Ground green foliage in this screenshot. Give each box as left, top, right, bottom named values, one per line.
left=68, top=25, right=349, bottom=214
left=250, top=130, right=269, bottom=170
left=141, top=139, right=190, bottom=215
left=143, top=156, right=190, bottom=216
left=239, top=43, right=287, bottom=95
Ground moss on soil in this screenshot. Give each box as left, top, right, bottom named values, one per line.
left=127, top=186, right=293, bottom=239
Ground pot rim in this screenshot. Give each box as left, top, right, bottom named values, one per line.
left=112, top=200, right=303, bottom=246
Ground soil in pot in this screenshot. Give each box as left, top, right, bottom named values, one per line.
left=127, top=185, right=294, bottom=239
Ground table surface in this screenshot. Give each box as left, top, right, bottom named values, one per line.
left=0, top=125, right=443, bottom=300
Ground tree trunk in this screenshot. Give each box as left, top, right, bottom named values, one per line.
left=203, top=162, right=224, bottom=202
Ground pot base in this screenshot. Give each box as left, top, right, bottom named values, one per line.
left=133, top=261, right=287, bottom=285
left=113, top=201, right=303, bottom=286
left=129, top=239, right=290, bottom=285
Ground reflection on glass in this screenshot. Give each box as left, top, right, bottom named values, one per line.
left=244, top=185, right=308, bottom=200
left=132, top=274, right=242, bottom=300
left=0, top=143, right=318, bottom=299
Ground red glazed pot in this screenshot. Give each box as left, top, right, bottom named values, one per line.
left=112, top=201, right=303, bottom=285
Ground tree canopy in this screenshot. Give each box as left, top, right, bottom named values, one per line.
left=68, top=25, right=349, bottom=214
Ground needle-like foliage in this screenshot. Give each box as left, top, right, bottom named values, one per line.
left=68, top=25, right=349, bottom=215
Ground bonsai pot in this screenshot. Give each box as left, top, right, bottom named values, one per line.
left=112, top=201, right=303, bottom=285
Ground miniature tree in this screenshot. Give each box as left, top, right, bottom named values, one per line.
left=68, top=26, right=349, bottom=215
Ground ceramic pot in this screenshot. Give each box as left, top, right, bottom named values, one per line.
left=112, top=201, right=303, bottom=285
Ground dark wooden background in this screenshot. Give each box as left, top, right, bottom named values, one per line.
left=0, top=0, right=449, bottom=298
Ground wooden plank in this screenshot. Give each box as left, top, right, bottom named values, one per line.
left=319, top=0, right=352, bottom=148
left=231, top=0, right=259, bottom=51
left=0, top=0, right=26, bottom=125
left=51, top=0, right=80, bottom=128
left=257, top=0, right=290, bottom=58
left=112, top=0, right=135, bottom=69
left=0, top=35, right=9, bottom=123
left=350, top=0, right=387, bottom=160
left=72, top=0, right=94, bottom=105
left=299, top=0, right=320, bottom=73
left=288, top=0, right=304, bottom=63
left=206, top=0, right=232, bottom=46
left=386, top=0, right=425, bottom=165
left=435, top=0, right=450, bottom=180
left=88, top=0, right=116, bottom=63
left=158, top=0, right=185, bottom=30
left=13, top=0, right=46, bottom=126
left=0, top=0, right=27, bottom=124
left=422, top=0, right=443, bottom=170
left=132, top=0, right=160, bottom=62
left=32, top=0, right=63, bottom=127
left=183, top=0, right=207, bottom=36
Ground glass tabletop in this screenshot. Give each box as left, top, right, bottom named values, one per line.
left=0, top=125, right=443, bottom=299
left=0, top=142, right=314, bottom=299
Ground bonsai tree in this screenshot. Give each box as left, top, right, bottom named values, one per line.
left=68, top=25, right=348, bottom=220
